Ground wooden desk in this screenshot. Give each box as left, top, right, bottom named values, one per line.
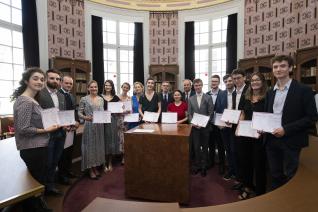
left=82, top=197, right=180, bottom=212
left=124, top=124, right=192, bottom=204
left=0, top=137, right=44, bottom=209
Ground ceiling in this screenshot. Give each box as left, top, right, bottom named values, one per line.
left=88, top=0, right=231, bottom=11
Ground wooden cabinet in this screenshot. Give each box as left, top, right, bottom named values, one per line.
left=296, top=46, right=318, bottom=92
left=49, top=56, right=91, bottom=104
left=149, top=65, right=178, bottom=93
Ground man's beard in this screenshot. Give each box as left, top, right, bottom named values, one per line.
left=47, top=81, right=58, bottom=89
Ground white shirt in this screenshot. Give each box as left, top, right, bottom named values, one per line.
left=227, top=89, right=235, bottom=109
left=196, top=92, right=203, bottom=108
left=273, top=79, right=292, bottom=114
left=47, top=87, right=59, bottom=109
left=210, top=88, right=219, bottom=105
left=235, top=84, right=246, bottom=110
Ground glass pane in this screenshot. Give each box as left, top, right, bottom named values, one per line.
left=120, top=73, right=129, bottom=86
left=13, top=80, right=19, bottom=89
left=103, top=32, right=107, bottom=44
left=106, top=32, right=116, bottom=45
left=12, top=31, right=22, bottom=48
left=106, top=20, right=116, bottom=32
left=0, top=63, right=12, bottom=80
left=129, top=23, right=134, bottom=34
left=0, top=97, right=13, bottom=115
left=13, top=47, right=23, bottom=64
left=129, top=62, right=133, bottom=73
left=0, top=80, right=13, bottom=97
left=199, top=33, right=208, bottom=45
left=212, top=19, right=222, bottom=31
left=12, top=8, right=22, bottom=26
left=212, top=48, right=222, bottom=60
left=103, top=48, right=107, bottom=59
left=199, top=61, right=208, bottom=73
left=195, top=62, right=200, bottom=73
left=222, top=17, right=228, bottom=30
left=222, top=30, right=227, bottom=43
left=221, top=60, right=226, bottom=73
left=128, top=35, right=134, bottom=46
left=119, top=22, right=129, bottom=34
left=199, top=21, right=209, bottom=33
left=0, top=27, right=11, bottom=46
left=13, top=64, right=23, bottom=81
left=107, top=73, right=117, bottom=91
left=212, top=31, right=222, bottom=44
left=120, top=34, right=128, bottom=46
left=194, top=34, right=199, bottom=46
left=212, top=60, right=222, bottom=72
left=128, top=51, right=133, bottom=62
left=11, top=0, right=21, bottom=9
left=194, top=22, right=200, bottom=34
left=104, top=63, right=108, bottom=72
left=0, top=45, right=12, bottom=63
left=0, top=0, right=9, bottom=4
left=120, top=62, right=129, bottom=73
left=195, top=50, right=200, bottom=61
left=102, top=19, right=107, bottom=31
left=120, top=50, right=128, bottom=61
left=199, top=49, right=208, bottom=61
left=222, top=47, right=226, bottom=59
left=107, top=49, right=116, bottom=61
left=202, top=84, right=208, bottom=93
left=200, top=73, right=208, bottom=85
left=0, top=3, right=10, bottom=23
left=108, top=61, right=117, bottom=73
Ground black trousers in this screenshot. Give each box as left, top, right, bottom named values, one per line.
left=208, top=125, right=225, bottom=166
left=20, top=147, right=48, bottom=185
left=58, top=145, right=74, bottom=178
left=191, top=126, right=210, bottom=170
left=253, top=139, right=267, bottom=195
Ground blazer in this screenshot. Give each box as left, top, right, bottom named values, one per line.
left=182, top=90, right=195, bottom=102
left=206, top=89, right=223, bottom=112
left=188, top=93, right=214, bottom=124
left=159, top=92, right=173, bottom=112
left=265, top=80, right=318, bottom=148
left=59, top=88, right=79, bottom=121
left=233, top=85, right=249, bottom=111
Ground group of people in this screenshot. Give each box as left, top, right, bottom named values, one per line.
left=12, top=55, right=317, bottom=211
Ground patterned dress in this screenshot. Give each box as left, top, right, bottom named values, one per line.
left=118, top=95, right=131, bottom=152
left=78, top=95, right=105, bottom=171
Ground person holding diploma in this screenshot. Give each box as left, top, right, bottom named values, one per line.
left=265, top=55, right=318, bottom=189
left=78, top=80, right=105, bottom=179
left=138, top=77, right=161, bottom=121
left=128, top=81, right=144, bottom=129
left=101, top=80, right=121, bottom=172
left=238, top=72, right=268, bottom=199
left=188, top=78, right=214, bottom=177
left=12, top=67, right=59, bottom=211
left=167, top=90, right=188, bottom=124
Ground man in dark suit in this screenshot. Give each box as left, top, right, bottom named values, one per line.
left=159, top=81, right=173, bottom=112
left=57, top=75, right=80, bottom=185
left=206, top=75, right=225, bottom=174
left=188, top=78, right=214, bottom=177
left=38, top=69, right=66, bottom=196
left=182, top=79, right=195, bottom=102
left=265, top=55, right=317, bottom=189
left=231, top=68, right=249, bottom=190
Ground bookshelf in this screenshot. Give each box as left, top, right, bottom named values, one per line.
left=149, top=65, right=179, bottom=93
left=49, top=56, right=91, bottom=104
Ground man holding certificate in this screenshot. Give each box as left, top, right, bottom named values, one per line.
left=188, top=79, right=213, bottom=177
left=265, top=55, right=318, bottom=189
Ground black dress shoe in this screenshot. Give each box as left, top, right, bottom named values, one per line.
left=201, top=169, right=207, bottom=177
left=45, top=188, right=63, bottom=196
left=67, top=172, right=79, bottom=178
left=231, top=182, right=243, bottom=191
left=58, top=177, right=71, bottom=185
left=191, top=169, right=200, bottom=175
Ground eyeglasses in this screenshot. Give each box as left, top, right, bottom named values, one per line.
left=49, top=77, right=61, bottom=81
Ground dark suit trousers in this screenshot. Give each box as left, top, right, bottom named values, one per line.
left=58, top=145, right=73, bottom=178
left=20, top=147, right=48, bottom=185
left=253, top=139, right=267, bottom=195
left=266, top=138, right=301, bottom=190
left=191, top=127, right=209, bottom=170
left=220, top=127, right=237, bottom=176
left=208, top=125, right=225, bottom=166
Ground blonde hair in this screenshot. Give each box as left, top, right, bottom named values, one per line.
left=87, top=80, right=98, bottom=94
left=133, top=81, right=144, bottom=94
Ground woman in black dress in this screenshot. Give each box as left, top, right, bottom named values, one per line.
left=238, top=72, right=268, bottom=199
left=138, top=77, right=161, bottom=121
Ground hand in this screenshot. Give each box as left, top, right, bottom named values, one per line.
left=45, top=124, right=60, bottom=133
left=257, top=130, right=264, bottom=134
left=192, top=124, right=201, bottom=129
left=176, top=121, right=182, bottom=124
left=63, top=126, right=71, bottom=131
left=225, top=121, right=231, bottom=125
left=85, top=116, right=93, bottom=121
left=74, top=121, right=80, bottom=129
left=218, top=126, right=225, bottom=130
left=272, top=127, right=285, bottom=138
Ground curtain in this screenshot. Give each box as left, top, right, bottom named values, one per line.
left=133, top=23, right=144, bottom=84
left=91, top=16, right=105, bottom=93
left=22, top=0, right=40, bottom=68
left=184, top=22, right=195, bottom=80
left=226, top=13, right=238, bottom=74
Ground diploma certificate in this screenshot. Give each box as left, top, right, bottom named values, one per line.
left=252, top=112, right=282, bottom=133
left=221, top=109, right=241, bottom=124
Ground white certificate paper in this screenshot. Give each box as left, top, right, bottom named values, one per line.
left=64, top=131, right=74, bottom=149
left=221, top=109, right=241, bottom=124
left=143, top=111, right=160, bottom=122
left=133, top=129, right=155, bottom=133
left=108, top=102, right=124, bottom=113
left=161, top=112, right=178, bottom=124
left=214, top=113, right=232, bottom=128
left=124, top=113, right=139, bottom=122
left=191, top=113, right=210, bottom=128
left=58, top=110, right=75, bottom=126
left=252, top=112, right=282, bottom=133
left=123, top=101, right=132, bottom=112
left=41, top=108, right=59, bottom=129
left=93, top=111, right=111, bottom=123
left=237, top=120, right=260, bottom=138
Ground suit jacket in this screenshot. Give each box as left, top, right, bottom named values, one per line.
left=265, top=80, right=318, bottom=148
left=159, top=92, right=173, bottom=112
left=188, top=93, right=214, bottom=126
left=214, top=90, right=236, bottom=113
left=206, top=89, right=223, bottom=112
left=59, top=88, right=79, bottom=122
left=233, top=85, right=249, bottom=110
left=182, top=90, right=195, bottom=102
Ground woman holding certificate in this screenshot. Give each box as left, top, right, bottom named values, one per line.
left=167, top=90, right=188, bottom=124
left=101, top=80, right=121, bottom=172
left=78, top=80, right=105, bottom=180
left=237, top=72, right=267, bottom=199
left=138, top=78, right=161, bottom=121
left=12, top=68, right=59, bottom=211
left=128, top=81, right=144, bottom=129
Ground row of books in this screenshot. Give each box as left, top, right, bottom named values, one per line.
left=76, top=73, right=87, bottom=80
left=301, top=67, right=317, bottom=77
left=76, top=82, right=87, bottom=93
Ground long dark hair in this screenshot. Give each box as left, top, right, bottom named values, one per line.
left=102, top=80, right=116, bottom=96
left=11, top=67, right=45, bottom=101
left=173, top=89, right=183, bottom=102
left=245, top=72, right=268, bottom=101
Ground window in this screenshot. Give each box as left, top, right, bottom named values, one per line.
left=103, top=19, right=134, bottom=96
left=0, top=0, right=23, bottom=115
left=195, top=17, right=228, bottom=92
